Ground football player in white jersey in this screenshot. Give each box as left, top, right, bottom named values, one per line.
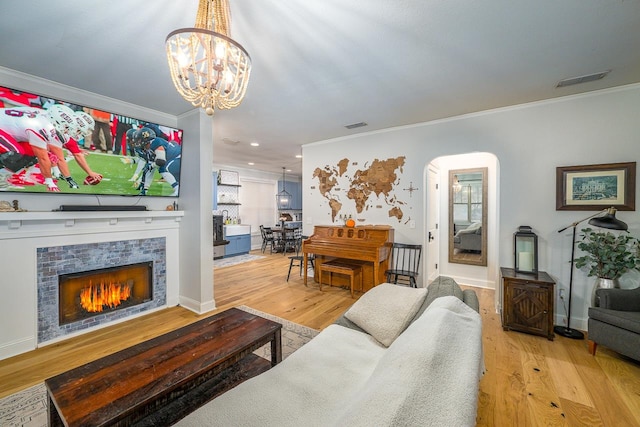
left=47, top=106, right=103, bottom=185
left=0, top=106, right=63, bottom=191
left=71, top=111, right=103, bottom=184
left=46, top=105, right=86, bottom=188
left=8, top=104, right=81, bottom=189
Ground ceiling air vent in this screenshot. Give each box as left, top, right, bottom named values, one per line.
left=344, top=122, right=368, bottom=130
left=556, top=70, right=610, bottom=88
left=222, top=138, right=240, bottom=146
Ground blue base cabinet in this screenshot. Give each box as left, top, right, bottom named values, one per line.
left=224, top=234, right=251, bottom=257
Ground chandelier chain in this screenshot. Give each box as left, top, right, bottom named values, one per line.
left=194, top=0, right=231, bottom=35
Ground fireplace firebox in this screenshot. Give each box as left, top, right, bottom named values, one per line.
left=58, top=262, right=153, bottom=326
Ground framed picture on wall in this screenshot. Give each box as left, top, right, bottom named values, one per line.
left=556, top=162, right=636, bottom=211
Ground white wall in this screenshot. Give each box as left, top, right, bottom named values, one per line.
left=303, top=84, right=640, bottom=331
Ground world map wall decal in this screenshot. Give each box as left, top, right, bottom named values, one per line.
left=312, top=156, right=407, bottom=223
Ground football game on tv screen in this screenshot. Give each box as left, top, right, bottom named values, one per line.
left=0, top=86, right=183, bottom=197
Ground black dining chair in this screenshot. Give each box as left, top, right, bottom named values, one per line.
left=287, top=233, right=314, bottom=281
left=260, top=225, right=276, bottom=254
left=385, top=243, right=422, bottom=288
left=282, top=227, right=300, bottom=255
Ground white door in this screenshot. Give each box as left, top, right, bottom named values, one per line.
left=426, top=164, right=440, bottom=282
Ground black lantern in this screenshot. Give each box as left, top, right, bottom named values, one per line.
left=514, top=226, right=538, bottom=274
left=276, top=167, right=292, bottom=210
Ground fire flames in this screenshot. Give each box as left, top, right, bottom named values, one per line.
left=80, top=280, right=132, bottom=313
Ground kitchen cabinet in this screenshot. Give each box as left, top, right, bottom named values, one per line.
left=501, top=267, right=555, bottom=340
left=224, top=235, right=251, bottom=256
left=223, top=225, right=251, bottom=257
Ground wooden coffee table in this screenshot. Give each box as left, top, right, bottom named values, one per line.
left=45, top=307, right=282, bottom=426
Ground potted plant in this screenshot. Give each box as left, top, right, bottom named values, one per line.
left=574, top=227, right=640, bottom=305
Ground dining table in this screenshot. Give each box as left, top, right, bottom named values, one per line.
left=271, top=226, right=300, bottom=254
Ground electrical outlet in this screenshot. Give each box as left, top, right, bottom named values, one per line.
left=559, top=288, right=565, bottom=299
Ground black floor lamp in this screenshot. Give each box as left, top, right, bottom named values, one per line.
left=554, top=207, right=628, bottom=339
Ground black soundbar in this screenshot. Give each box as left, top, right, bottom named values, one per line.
left=56, top=205, right=147, bottom=212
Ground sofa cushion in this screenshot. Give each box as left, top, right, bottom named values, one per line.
left=335, top=296, right=484, bottom=426
left=413, top=276, right=465, bottom=321
left=588, top=307, right=640, bottom=334
left=334, top=276, right=479, bottom=333
left=344, top=283, right=428, bottom=347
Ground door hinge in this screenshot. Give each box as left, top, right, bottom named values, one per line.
left=435, top=263, right=438, bottom=269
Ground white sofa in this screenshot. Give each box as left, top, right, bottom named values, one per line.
left=177, top=284, right=484, bottom=427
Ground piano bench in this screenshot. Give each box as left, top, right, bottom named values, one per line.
left=319, top=260, right=363, bottom=298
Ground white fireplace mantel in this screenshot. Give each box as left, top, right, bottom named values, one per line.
left=0, top=210, right=183, bottom=238
left=0, top=210, right=183, bottom=360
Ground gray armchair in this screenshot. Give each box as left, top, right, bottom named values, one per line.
left=587, top=287, right=640, bottom=362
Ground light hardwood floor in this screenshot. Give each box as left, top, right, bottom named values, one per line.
left=1, top=250, right=639, bottom=426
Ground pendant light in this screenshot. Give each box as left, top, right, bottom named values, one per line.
left=276, top=167, right=291, bottom=210
left=452, top=175, right=462, bottom=193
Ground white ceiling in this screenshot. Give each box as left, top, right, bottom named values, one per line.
left=1, top=0, right=639, bottom=177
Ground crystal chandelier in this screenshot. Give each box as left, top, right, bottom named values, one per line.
left=165, top=0, right=251, bottom=116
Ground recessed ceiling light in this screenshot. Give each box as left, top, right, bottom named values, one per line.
left=286, top=169, right=292, bottom=172
left=295, top=154, right=302, bottom=158
left=556, top=70, right=610, bottom=88
left=248, top=162, right=255, bottom=165
left=250, top=142, right=259, bottom=147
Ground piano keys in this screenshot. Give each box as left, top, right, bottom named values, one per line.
left=302, top=225, right=394, bottom=292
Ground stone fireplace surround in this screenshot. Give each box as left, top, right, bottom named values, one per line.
left=37, top=238, right=167, bottom=343
left=0, top=211, right=182, bottom=361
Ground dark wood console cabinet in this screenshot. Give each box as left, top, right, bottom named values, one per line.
left=501, top=267, right=555, bottom=340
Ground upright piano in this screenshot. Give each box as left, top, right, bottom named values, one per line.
left=303, top=225, right=394, bottom=292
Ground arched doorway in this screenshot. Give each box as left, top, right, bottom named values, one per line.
left=424, top=152, right=500, bottom=291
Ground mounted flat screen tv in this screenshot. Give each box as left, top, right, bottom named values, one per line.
left=0, top=86, right=182, bottom=197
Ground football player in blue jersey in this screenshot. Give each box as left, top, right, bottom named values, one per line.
left=123, top=128, right=148, bottom=184
left=131, top=127, right=181, bottom=196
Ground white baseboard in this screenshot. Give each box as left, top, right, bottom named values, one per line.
left=179, top=296, right=216, bottom=314
left=446, top=275, right=495, bottom=289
